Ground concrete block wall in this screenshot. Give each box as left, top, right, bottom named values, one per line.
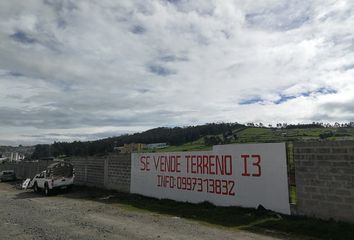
left=294, top=141, right=354, bottom=223
left=105, top=154, right=131, bottom=192
left=0, top=160, right=54, bottom=179
left=0, top=154, right=131, bottom=193
left=68, top=154, right=131, bottom=192
left=68, top=157, right=105, bottom=187
left=86, top=157, right=105, bottom=187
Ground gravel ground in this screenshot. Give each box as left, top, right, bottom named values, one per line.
left=0, top=182, right=284, bottom=240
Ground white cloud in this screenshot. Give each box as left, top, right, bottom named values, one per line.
left=0, top=0, right=354, bottom=145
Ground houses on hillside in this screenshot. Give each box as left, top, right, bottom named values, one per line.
left=114, top=142, right=168, bottom=153
left=0, top=152, right=26, bottom=163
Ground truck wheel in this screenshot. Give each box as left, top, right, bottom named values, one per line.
left=44, top=183, right=50, bottom=196
left=33, top=182, right=39, bottom=193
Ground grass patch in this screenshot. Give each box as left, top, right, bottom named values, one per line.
left=141, top=127, right=354, bottom=153
left=70, top=186, right=354, bottom=240
left=289, top=186, right=296, bottom=204
left=248, top=215, right=354, bottom=240
left=156, top=143, right=211, bottom=152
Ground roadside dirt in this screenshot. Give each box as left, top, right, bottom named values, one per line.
left=0, top=182, right=285, bottom=240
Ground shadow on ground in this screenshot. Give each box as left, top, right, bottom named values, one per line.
left=13, top=191, right=46, bottom=199
left=5, top=180, right=66, bottom=200
left=2, top=179, right=23, bottom=189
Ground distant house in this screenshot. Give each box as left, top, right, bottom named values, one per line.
left=115, top=143, right=146, bottom=153
left=9, top=152, right=25, bottom=162
left=146, top=143, right=168, bottom=149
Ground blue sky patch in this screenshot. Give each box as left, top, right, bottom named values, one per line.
left=274, top=87, right=337, bottom=104
left=8, top=71, right=24, bottom=77
left=240, top=87, right=337, bottom=105
left=148, top=64, right=176, bottom=76
left=343, top=63, right=354, bottom=71
left=131, top=25, right=146, bottom=34
left=274, top=95, right=297, bottom=104
left=315, top=87, right=337, bottom=95
left=159, top=54, right=188, bottom=62
left=239, top=97, right=264, bottom=105
left=245, top=2, right=311, bottom=31
left=10, top=31, right=37, bottom=44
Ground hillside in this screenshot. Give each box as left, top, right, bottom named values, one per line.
left=30, top=122, right=354, bottom=158
left=31, top=123, right=244, bottom=158
left=158, top=126, right=354, bottom=152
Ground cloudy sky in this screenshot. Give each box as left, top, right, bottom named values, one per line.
left=0, top=0, right=354, bottom=145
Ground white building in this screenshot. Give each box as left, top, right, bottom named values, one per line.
left=10, top=152, right=25, bottom=162
left=146, top=143, right=168, bottom=149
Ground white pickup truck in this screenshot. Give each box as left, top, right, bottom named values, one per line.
left=23, top=161, right=74, bottom=196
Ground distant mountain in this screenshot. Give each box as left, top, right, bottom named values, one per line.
left=30, top=122, right=354, bottom=159
left=31, top=123, right=245, bottom=158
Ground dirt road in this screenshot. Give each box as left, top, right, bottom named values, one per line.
left=0, top=182, right=284, bottom=240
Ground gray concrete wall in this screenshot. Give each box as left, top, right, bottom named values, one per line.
left=0, top=160, right=54, bottom=179
left=68, top=156, right=105, bottom=187
left=68, top=153, right=131, bottom=192
left=294, top=141, right=354, bottom=223
left=105, top=154, right=131, bottom=192
left=0, top=154, right=131, bottom=192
